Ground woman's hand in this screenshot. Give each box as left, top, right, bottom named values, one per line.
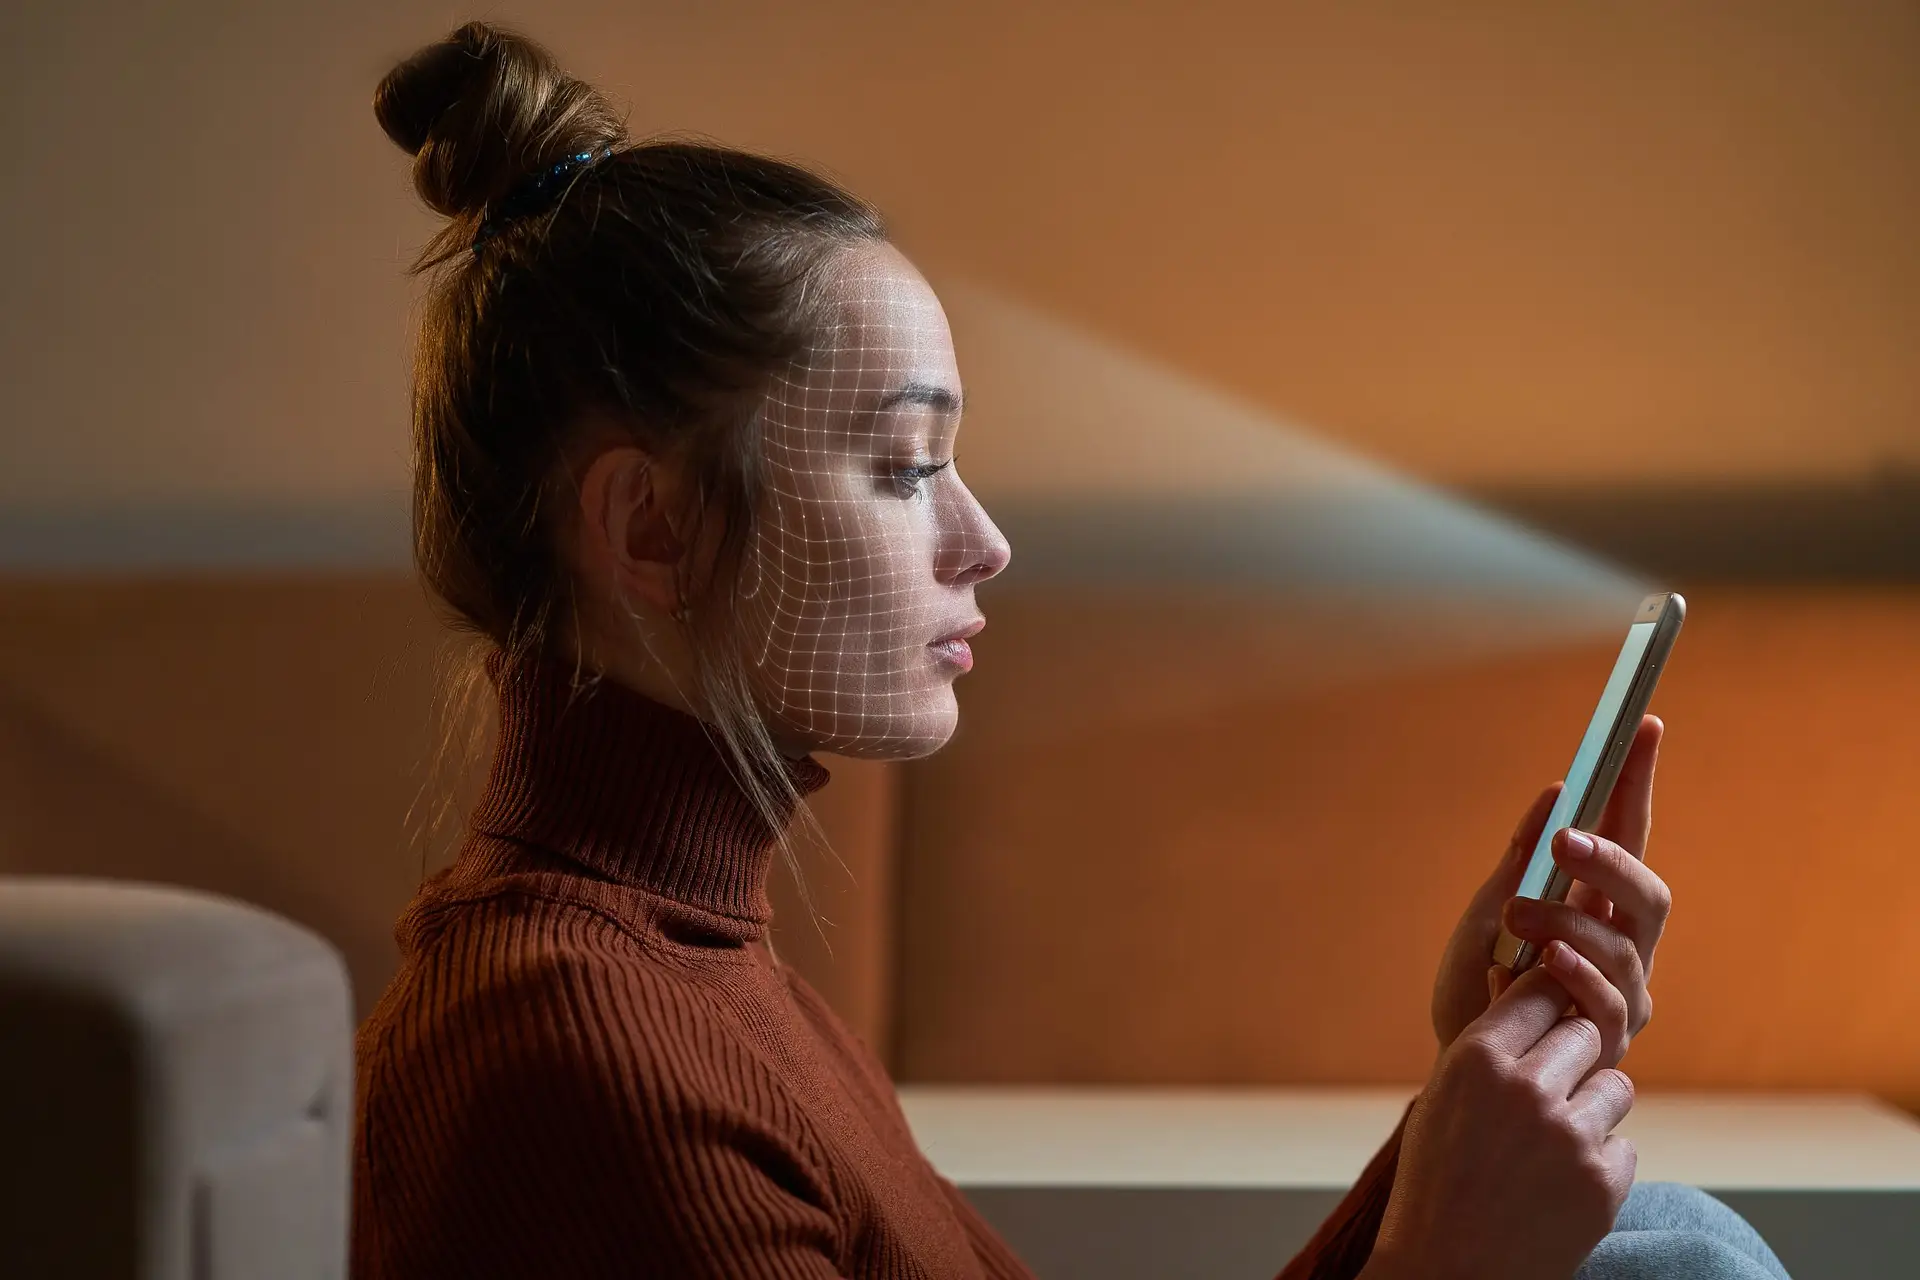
left=1368, top=960, right=1640, bottom=1280
left=1430, top=715, right=1669, bottom=1066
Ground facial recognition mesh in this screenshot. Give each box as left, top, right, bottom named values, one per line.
left=734, top=244, right=1010, bottom=759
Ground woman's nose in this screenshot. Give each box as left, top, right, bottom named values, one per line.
left=939, top=484, right=1012, bottom=588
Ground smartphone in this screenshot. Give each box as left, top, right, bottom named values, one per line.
left=1494, top=592, right=1687, bottom=975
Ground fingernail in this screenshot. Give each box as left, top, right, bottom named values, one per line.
left=1547, top=942, right=1579, bottom=974
left=1561, top=830, right=1595, bottom=860
left=1507, top=898, right=1540, bottom=930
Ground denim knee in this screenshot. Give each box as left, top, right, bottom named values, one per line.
left=1575, top=1182, right=1792, bottom=1280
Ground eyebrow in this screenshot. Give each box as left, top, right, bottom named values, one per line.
left=876, top=381, right=964, bottom=416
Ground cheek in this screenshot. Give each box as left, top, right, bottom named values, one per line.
left=755, top=487, right=934, bottom=662
left=816, top=498, right=926, bottom=625
left=841, top=509, right=934, bottom=649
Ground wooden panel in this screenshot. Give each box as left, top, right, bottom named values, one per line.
left=768, top=758, right=902, bottom=1060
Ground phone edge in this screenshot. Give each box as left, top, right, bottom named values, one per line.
left=1494, top=593, right=1686, bottom=975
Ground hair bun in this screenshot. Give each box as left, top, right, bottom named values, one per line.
left=375, top=21, right=625, bottom=220
left=374, top=29, right=486, bottom=159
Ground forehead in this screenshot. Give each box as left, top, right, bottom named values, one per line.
left=805, top=242, right=957, bottom=391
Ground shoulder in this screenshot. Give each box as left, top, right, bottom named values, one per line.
left=365, top=886, right=745, bottom=1086
left=357, top=891, right=843, bottom=1201
left=778, top=963, right=917, bottom=1136
left=353, top=894, right=848, bottom=1277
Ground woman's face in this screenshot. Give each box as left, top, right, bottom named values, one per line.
left=735, top=241, right=1010, bottom=759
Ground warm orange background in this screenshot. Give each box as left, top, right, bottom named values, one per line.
left=2, top=2, right=1916, bottom=1113
left=902, top=586, right=1920, bottom=1107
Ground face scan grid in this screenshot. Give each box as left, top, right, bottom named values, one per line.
left=735, top=245, right=1009, bottom=760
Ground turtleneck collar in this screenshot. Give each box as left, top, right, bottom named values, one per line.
left=467, top=650, right=831, bottom=926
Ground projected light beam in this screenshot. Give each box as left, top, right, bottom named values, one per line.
left=934, top=281, right=1653, bottom=738
left=943, top=280, right=1643, bottom=608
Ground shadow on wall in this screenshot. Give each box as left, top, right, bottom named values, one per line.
left=0, top=577, right=456, bottom=1015
left=0, top=684, right=391, bottom=994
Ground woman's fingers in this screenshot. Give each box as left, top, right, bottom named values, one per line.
left=1497, top=718, right=1659, bottom=944
left=1502, top=897, right=1652, bottom=1035
left=1564, top=877, right=1615, bottom=927
left=1520, top=941, right=1632, bottom=1080
left=1527, top=1012, right=1608, bottom=1101
left=1565, top=716, right=1662, bottom=924
left=1568, top=1071, right=1639, bottom=1159
left=1471, top=962, right=1595, bottom=1059
left=1595, top=715, right=1663, bottom=860
left=1535, top=828, right=1673, bottom=980
left=1433, top=782, right=1565, bottom=1053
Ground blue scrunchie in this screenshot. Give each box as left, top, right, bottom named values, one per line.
left=471, top=147, right=614, bottom=254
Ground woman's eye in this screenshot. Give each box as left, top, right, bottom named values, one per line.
left=890, top=459, right=952, bottom=498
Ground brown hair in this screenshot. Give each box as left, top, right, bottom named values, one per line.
left=376, top=21, right=884, bottom=853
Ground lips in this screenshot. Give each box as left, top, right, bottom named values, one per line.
left=933, top=618, right=986, bottom=646
left=929, top=618, right=984, bottom=674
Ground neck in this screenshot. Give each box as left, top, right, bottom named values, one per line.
left=468, top=649, right=830, bottom=930
left=570, top=620, right=817, bottom=761
left=570, top=612, right=702, bottom=718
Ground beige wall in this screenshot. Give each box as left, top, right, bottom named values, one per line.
left=3, top=0, right=1916, bottom=521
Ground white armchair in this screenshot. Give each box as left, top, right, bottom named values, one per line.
left=0, top=878, right=351, bottom=1279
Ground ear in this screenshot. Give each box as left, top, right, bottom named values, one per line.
left=574, top=445, right=688, bottom=617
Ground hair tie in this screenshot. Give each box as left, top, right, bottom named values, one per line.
left=471, top=146, right=614, bottom=254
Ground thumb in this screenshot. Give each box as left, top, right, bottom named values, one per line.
left=1487, top=964, right=1514, bottom=1003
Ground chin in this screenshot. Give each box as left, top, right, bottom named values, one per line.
left=790, top=687, right=960, bottom=761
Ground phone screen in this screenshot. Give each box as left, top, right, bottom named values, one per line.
left=1515, top=620, right=1658, bottom=900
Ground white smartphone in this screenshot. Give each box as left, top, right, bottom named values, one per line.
left=1493, top=592, right=1687, bottom=975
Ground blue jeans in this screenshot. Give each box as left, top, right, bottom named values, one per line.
left=1577, top=1182, right=1792, bottom=1279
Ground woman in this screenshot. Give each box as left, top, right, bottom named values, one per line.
left=356, top=22, right=1791, bottom=1280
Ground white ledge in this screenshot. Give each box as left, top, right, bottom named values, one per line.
left=897, top=1086, right=1920, bottom=1192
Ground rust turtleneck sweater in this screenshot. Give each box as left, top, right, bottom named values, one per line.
left=352, top=654, right=1405, bottom=1278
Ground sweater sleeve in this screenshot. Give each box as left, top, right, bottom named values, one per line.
left=776, top=966, right=1041, bottom=1280
left=355, top=931, right=851, bottom=1280
left=1272, top=1099, right=1415, bottom=1280
left=932, top=1176, right=1040, bottom=1280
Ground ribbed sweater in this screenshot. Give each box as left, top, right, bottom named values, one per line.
left=352, top=654, right=1406, bottom=1278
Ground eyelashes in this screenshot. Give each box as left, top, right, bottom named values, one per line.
left=891, top=458, right=953, bottom=498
